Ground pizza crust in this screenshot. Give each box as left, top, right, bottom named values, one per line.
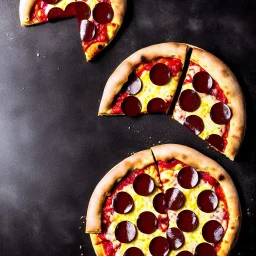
left=98, top=42, right=189, bottom=115
left=85, top=149, right=155, bottom=233
left=90, top=234, right=106, bottom=256
left=190, top=48, right=246, bottom=160
left=151, top=144, right=241, bottom=256
left=19, top=0, right=37, bottom=26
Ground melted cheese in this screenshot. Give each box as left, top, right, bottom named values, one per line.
left=173, top=65, right=225, bottom=139
left=161, top=164, right=227, bottom=255
left=136, top=70, right=181, bottom=113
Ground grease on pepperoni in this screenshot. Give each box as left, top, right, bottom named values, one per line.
left=165, top=188, right=185, bottom=210
left=149, top=236, right=169, bottom=256
left=123, top=73, right=142, bottom=95
left=80, top=20, right=96, bottom=42
left=179, top=89, right=201, bottom=112
left=205, top=134, right=225, bottom=152
left=147, top=98, right=167, bottom=114
left=178, top=166, right=199, bottom=189
left=166, top=227, right=185, bottom=250
left=133, top=173, right=155, bottom=196
left=176, top=210, right=198, bottom=232
left=153, top=193, right=166, bottom=214
left=75, top=2, right=91, bottom=20
left=210, top=102, right=232, bottom=125
left=137, top=211, right=157, bottom=234
left=113, top=192, right=134, bottom=214
left=115, top=221, right=137, bottom=243
left=195, top=243, right=217, bottom=256
left=193, top=71, right=213, bottom=93
left=93, top=2, right=114, bottom=24
left=202, top=220, right=224, bottom=243
left=197, top=190, right=219, bottom=213
left=184, top=115, right=204, bottom=135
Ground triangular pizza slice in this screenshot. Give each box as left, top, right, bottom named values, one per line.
left=19, top=0, right=126, bottom=61
left=173, top=47, right=246, bottom=160
left=98, top=43, right=189, bottom=115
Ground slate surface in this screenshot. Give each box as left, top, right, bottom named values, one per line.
left=0, top=0, right=255, bottom=255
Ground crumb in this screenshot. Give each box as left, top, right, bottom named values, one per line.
left=128, top=127, right=131, bottom=130
left=36, top=51, right=40, bottom=57
left=158, top=141, right=161, bottom=144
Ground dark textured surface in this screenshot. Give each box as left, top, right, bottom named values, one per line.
left=0, top=0, right=256, bottom=255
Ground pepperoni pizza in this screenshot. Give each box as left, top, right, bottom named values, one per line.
left=86, top=144, right=241, bottom=256
left=98, top=43, right=245, bottom=160
left=19, top=0, right=126, bottom=61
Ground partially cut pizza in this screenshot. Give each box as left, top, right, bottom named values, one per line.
left=98, top=43, right=246, bottom=160
left=19, top=0, right=126, bottom=61
left=86, top=144, right=241, bottom=256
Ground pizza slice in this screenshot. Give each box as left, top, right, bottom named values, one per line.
left=19, top=0, right=126, bottom=61
left=98, top=43, right=189, bottom=116
left=86, top=144, right=241, bottom=256
left=173, top=47, right=246, bottom=160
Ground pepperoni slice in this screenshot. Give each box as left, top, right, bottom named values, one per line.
left=43, top=0, right=61, bottom=4
left=184, top=115, right=204, bottom=135
left=149, top=63, right=171, bottom=86
left=153, top=193, right=166, bottom=214
left=210, top=102, right=232, bottom=125
left=133, top=173, right=155, bottom=196
left=149, top=236, right=169, bottom=256
left=165, top=188, right=185, bottom=210
left=178, top=167, right=199, bottom=189
left=205, top=134, right=224, bottom=152
left=179, top=89, right=201, bottom=112
left=123, top=73, right=142, bottom=95
left=64, top=2, right=77, bottom=16
left=80, top=20, right=96, bottom=42
left=115, top=221, right=137, bottom=243
left=113, top=192, right=134, bottom=214
left=76, top=2, right=91, bottom=20
left=202, top=220, right=224, bottom=243
left=166, top=228, right=185, bottom=250
left=197, top=190, right=219, bottom=213
left=176, top=210, right=198, bottom=232
left=124, top=247, right=144, bottom=256
left=147, top=98, right=167, bottom=114
left=93, top=2, right=114, bottom=24
left=137, top=211, right=157, bottom=234
left=47, top=7, right=65, bottom=21
left=193, top=72, right=213, bottom=93
left=176, top=251, right=193, bottom=256
left=195, top=243, right=217, bottom=256
left=121, top=96, right=142, bottom=116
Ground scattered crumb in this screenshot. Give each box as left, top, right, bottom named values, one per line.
left=149, top=137, right=152, bottom=139
left=57, top=67, right=60, bottom=70
left=128, top=127, right=131, bottom=130
left=22, top=87, right=25, bottom=90
left=158, top=141, right=161, bottom=144
left=6, top=33, right=9, bottom=37
left=36, top=51, right=40, bottom=57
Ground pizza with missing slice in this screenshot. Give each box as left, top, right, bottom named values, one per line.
left=19, top=0, right=126, bottom=61
left=86, top=144, right=241, bottom=256
left=98, top=43, right=246, bottom=160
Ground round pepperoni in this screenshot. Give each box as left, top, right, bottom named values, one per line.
left=176, top=251, right=193, bottom=256
left=195, top=243, right=217, bottom=256
left=179, top=89, right=201, bottom=112
left=184, top=115, right=204, bottom=135
left=124, top=74, right=142, bottom=95
left=47, top=7, right=64, bottom=21
left=166, top=228, right=185, bottom=250
left=205, top=134, right=225, bottom=152
left=147, top=98, right=167, bottom=114
left=165, top=188, right=185, bottom=210
left=133, top=173, right=155, bottom=196
left=113, top=192, right=134, bottom=214
left=149, top=63, right=171, bottom=86
left=193, top=72, right=213, bottom=93
left=75, top=2, right=91, bottom=20
left=202, top=220, right=224, bottom=243
left=93, top=2, right=114, bottom=24
left=137, top=211, right=157, bottom=234
left=153, top=193, right=166, bottom=214
left=121, top=96, right=142, bottom=117
left=80, top=20, right=96, bottom=42
left=64, top=2, right=77, bottom=16
left=197, top=190, right=219, bottom=213
left=210, top=102, right=232, bottom=125
left=115, top=221, right=137, bottom=243
left=149, top=236, right=169, bottom=256
left=178, top=167, right=199, bottom=189
left=43, top=0, right=61, bottom=4
left=123, top=247, right=144, bottom=256
left=176, top=210, right=198, bottom=232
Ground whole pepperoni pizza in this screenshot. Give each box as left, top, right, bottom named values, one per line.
left=98, top=43, right=246, bottom=160
left=19, top=0, right=126, bottom=61
left=86, top=144, right=241, bottom=256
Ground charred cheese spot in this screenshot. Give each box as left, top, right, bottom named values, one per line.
left=136, top=70, right=181, bottom=113
left=173, top=65, right=225, bottom=139
left=160, top=164, right=228, bottom=256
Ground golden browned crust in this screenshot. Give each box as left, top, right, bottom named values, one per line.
left=111, top=0, right=127, bottom=26
left=190, top=48, right=246, bottom=160
left=19, top=0, right=37, bottom=26
left=151, top=144, right=241, bottom=256
left=90, top=234, right=106, bottom=256
left=85, top=149, right=155, bottom=233
left=98, top=42, right=189, bottom=114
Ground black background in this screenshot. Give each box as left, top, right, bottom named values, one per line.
left=0, top=0, right=256, bottom=255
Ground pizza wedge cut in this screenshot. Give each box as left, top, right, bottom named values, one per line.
left=98, top=42, right=189, bottom=116
left=85, top=144, right=241, bottom=256
left=173, top=47, right=246, bottom=160
left=19, top=0, right=127, bottom=61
